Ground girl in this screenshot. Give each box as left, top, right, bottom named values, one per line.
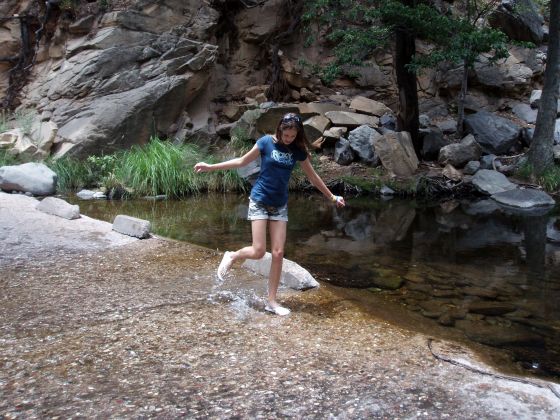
left=194, top=113, right=345, bottom=316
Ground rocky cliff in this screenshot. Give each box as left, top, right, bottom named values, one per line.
left=0, top=0, right=553, bottom=160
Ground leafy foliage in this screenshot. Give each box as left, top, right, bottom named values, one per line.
left=303, top=0, right=511, bottom=79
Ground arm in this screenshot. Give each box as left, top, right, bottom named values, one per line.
left=300, top=158, right=346, bottom=207
left=194, top=144, right=260, bottom=173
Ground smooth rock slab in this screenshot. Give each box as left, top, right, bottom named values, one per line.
left=491, top=188, right=556, bottom=212
left=472, top=169, right=517, bottom=195
left=36, top=197, right=80, bottom=220
left=112, top=215, right=151, bottom=239
left=242, top=252, right=319, bottom=290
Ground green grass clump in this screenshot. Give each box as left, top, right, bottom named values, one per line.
left=516, top=162, right=560, bottom=193
left=47, top=156, right=94, bottom=193
left=114, top=139, right=203, bottom=198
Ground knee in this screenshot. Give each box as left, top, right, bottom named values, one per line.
left=253, top=246, right=266, bottom=260
left=271, top=248, right=284, bottom=261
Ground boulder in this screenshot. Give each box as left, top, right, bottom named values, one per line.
left=464, top=111, right=521, bottom=154
left=472, top=169, right=517, bottom=195
left=349, top=96, right=392, bottom=117
left=375, top=131, right=419, bottom=177
left=334, top=138, right=355, bottom=166
left=347, top=125, right=381, bottom=166
left=36, top=197, right=80, bottom=220
left=0, top=162, right=57, bottom=195
left=297, top=102, right=345, bottom=119
left=324, top=111, right=379, bottom=128
left=463, top=160, right=481, bottom=175
left=303, top=115, right=330, bottom=143
left=255, top=106, right=300, bottom=138
left=438, top=134, right=482, bottom=168
left=488, top=0, right=544, bottom=44
left=512, top=102, right=538, bottom=124
left=242, top=252, right=320, bottom=290
left=112, top=215, right=151, bottom=239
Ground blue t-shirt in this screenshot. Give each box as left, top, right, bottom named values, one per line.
left=250, top=135, right=307, bottom=207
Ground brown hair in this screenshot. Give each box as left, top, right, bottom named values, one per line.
left=275, top=113, right=310, bottom=155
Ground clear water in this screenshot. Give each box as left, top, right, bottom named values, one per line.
left=70, top=193, right=560, bottom=380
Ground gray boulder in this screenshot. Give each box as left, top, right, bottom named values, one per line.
left=36, top=197, right=80, bottom=220
left=112, top=215, right=151, bottom=239
left=512, top=102, right=538, bottom=124
left=334, top=138, right=355, bottom=166
left=438, top=134, right=482, bottom=168
left=347, top=125, right=381, bottom=166
left=488, top=0, right=544, bottom=44
left=463, top=160, right=481, bottom=175
left=472, top=169, right=517, bottom=195
left=0, top=163, right=57, bottom=195
left=464, top=111, right=521, bottom=154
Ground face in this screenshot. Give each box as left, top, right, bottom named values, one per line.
left=280, top=127, right=298, bottom=145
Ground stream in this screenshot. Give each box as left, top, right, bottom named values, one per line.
left=69, top=193, right=560, bottom=381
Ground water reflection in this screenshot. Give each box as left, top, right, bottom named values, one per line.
left=71, top=194, right=560, bottom=379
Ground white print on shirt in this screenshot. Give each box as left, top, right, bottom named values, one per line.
left=271, top=149, right=294, bottom=166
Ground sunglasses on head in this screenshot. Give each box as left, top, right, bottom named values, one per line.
left=281, top=113, right=302, bottom=124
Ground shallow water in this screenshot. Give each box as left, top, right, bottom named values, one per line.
left=70, top=193, right=560, bottom=380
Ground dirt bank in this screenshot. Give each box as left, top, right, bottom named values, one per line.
left=1, top=192, right=559, bottom=418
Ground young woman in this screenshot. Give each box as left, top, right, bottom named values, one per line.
left=194, top=113, right=345, bottom=316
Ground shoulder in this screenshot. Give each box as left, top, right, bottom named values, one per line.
left=257, top=135, right=274, bottom=148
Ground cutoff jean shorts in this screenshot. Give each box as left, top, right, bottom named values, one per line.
left=247, top=198, right=288, bottom=222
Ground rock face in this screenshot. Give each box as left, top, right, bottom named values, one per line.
left=26, top=8, right=218, bottom=157
left=0, top=0, right=550, bottom=169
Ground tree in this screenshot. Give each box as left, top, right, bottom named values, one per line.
left=381, top=0, right=510, bottom=137
left=303, top=0, right=511, bottom=157
left=527, top=0, right=559, bottom=174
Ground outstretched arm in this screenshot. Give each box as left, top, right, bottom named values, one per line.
left=300, top=158, right=345, bottom=207
left=194, top=144, right=260, bottom=173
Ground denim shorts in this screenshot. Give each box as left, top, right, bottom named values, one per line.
left=247, top=198, right=288, bottom=222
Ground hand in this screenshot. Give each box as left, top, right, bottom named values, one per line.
left=194, top=162, right=211, bottom=173
left=332, top=195, right=345, bottom=208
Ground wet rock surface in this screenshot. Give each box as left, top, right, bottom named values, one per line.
left=1, top=193, right=560, bottom=418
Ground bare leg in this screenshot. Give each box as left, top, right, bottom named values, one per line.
left=267, top=220, right=287, bottom=306
left=232, top=219, right=267, bottom=261
left=217, top=220, right=268, bottom=280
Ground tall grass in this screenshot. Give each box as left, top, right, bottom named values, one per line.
left=45, top=138, right=249, bottom=197
left=114, top=139, right=202, bottom=198
left=47, top=156, right=94, bottom=193
left=516, top=161, right=560, bottom=193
